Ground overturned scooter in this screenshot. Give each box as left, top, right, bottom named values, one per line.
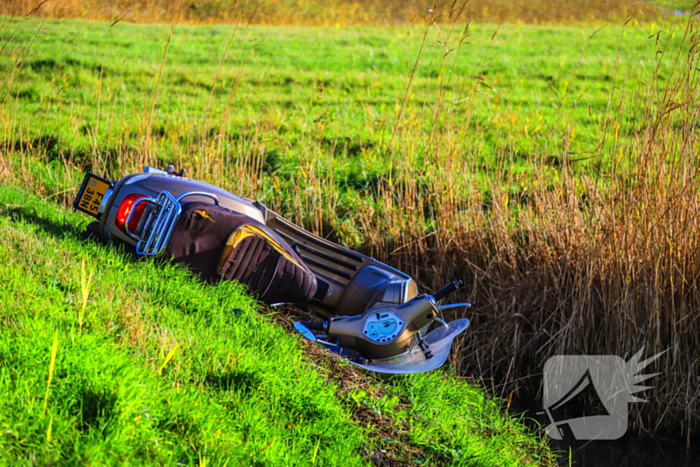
left=74, top=166, right=470, bottom=374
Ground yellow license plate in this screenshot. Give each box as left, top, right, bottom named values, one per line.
left=74, top=173, right=111, bottom=218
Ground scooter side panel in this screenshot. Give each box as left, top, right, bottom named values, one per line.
left=98, top=172, right=419, bottom=318
left=265, top=210, right=418, bottom=316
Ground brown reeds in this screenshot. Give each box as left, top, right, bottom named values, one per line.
left=1, top=3, right=698, bottom=442
left=2, top=0, right=659, bottom=26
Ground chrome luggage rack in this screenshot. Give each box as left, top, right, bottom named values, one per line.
left=124, top=191, right=220, bottom=256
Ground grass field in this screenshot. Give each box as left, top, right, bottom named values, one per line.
left=0, top=17, right=687, bottom=163
left=1, top=1, right=700, bottom=450
left=0, top=185, right=555, bottom=466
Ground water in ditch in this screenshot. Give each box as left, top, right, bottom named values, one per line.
left=511, top=397, right=700, bottom=467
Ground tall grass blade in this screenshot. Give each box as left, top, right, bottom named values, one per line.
left=158, top=343, right=179, bottom=376
left=79, top=259, right=93, bottom=331
left=42, top=331, right=58, bottom=415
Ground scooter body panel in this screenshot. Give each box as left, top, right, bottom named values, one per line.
left=98, top=171, right=417, bottom=317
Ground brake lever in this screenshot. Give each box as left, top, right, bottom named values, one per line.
left=437, top=302, right=471, bottom=311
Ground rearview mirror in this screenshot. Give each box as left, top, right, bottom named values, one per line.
left=293, top=322, right=317, bottom=342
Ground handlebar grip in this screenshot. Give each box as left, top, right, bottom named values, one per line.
left=298, top=321, right=326, bottom=331
left=432, top=280, right=463, bottom=302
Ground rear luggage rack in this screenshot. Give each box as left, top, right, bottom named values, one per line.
left=125, top=191, right=220, bottom=256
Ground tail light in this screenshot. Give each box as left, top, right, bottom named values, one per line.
left=116, top=194, right=147, bottom=233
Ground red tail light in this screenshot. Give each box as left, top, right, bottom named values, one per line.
left=116, top=194, right=147, bottom=233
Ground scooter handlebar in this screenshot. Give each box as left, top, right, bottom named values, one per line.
left=297, top=320, right=327, bottom=331
left=432, top=280, right=463, bottom=302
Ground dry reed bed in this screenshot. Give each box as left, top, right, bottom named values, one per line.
left=1, top=7, right=699, bottom=441
left=376, top=18, right=700, bottom=440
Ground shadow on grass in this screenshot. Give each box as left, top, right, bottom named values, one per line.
left=1, top=203, right=140, bottom=258
left=205, top=369, right=262, bottom=394
left=3, top=205, right=85, bottom=239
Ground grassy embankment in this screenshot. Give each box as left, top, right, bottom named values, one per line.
left=0, top=185, right=555, bottom=465
left=1, top=4, right=699, bottom=442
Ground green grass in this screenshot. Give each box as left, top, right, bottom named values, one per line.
left=0, top=185, right=555, bottom=466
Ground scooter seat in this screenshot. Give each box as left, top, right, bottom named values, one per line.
left=164, top=202, right=317, bottom=304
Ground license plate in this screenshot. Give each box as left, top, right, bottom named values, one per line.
left=73, top=173, right=111, bottom=218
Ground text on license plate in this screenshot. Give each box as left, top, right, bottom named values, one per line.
left=74, top=174, right=111, bottom=218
